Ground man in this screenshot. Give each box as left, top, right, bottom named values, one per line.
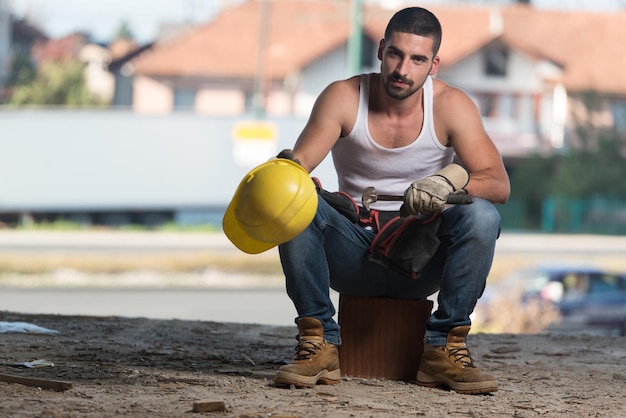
left=273, top=7, right=510, bottom=395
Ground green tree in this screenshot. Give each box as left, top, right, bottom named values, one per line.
left=509, top=153, right=558, bottom=227
left=8, top=60, right=100, bottom=107
left=2, top=53, right=36, bottom=103
left=509, top=123, right=626, bottom=230
left=6, top=53, right=36, bottom=87
left=554, top=88, right=626, bottom=199
left=113, top=21, right=135, bottom=40
left=554, top=127, right=626, bottom=199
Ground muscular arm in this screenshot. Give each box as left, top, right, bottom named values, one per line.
left=292, top=78, right=359, bottom=173
left=438, top=86, right=510, bottom=204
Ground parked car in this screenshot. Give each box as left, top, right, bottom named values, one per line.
left=478, top=264, right=626, bottom=336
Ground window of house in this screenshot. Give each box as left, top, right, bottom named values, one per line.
left=611, top=100, right=626, bottom=134
left=476, top=93, right=498, bottom=117
left=244, top=91, right=254, bottom=111
left=173, top=88, right=196, bottom=111
left=499, top=94, right=515, bottom=118
left=246, top=90, right=266, bottom=115
left=484, top=46, right=509, bottom=77
left=516, top=94, right=535, bottom=124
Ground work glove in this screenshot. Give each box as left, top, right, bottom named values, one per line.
left=276, top=149, right=301, bottom=165
left=402, top=163, right=469, bottom=215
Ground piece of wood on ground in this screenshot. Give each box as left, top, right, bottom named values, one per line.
left=0, top=373, right=73, bottom=391
left=192, top=400, right=226, bottom=413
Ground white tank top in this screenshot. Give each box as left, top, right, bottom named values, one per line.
left=331, top=74, right=455, bottom=211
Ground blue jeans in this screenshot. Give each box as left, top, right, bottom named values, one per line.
left=278, top=196, right=501, bottom=346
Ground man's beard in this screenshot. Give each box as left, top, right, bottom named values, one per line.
left=382, top=72, right=420, bottom=100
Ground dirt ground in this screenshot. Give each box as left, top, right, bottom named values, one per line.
left=1, top=312, right=625, bottom=418
left=1, top=231, right=626, bottom=417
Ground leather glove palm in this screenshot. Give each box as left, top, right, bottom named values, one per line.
left=403, top=164, right=469, bottom=215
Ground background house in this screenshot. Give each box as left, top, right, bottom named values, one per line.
left=124, top=0, right=626, bottom=160
left=423, top=6, right=626, bottom=157
left=3, top=0, right=626, bottom=230
left=128, top=0, right=358, bottom=116
left=108, top=40, right=155, bottom=108
left=0, top=0, right=9, bottom=85
left=0, top=2, right=47, bottom=102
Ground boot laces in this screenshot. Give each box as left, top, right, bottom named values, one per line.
left=447, top=346, right=476, bottom=368
left=293, top=340, right=322, bottom=361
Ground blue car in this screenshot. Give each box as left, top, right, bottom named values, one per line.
left=511, top=264, right=626, bottom=336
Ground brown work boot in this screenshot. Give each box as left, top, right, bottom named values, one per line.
left=274, top=317, right=341, bottom=388
left=416, top=326, right=497, bottom=394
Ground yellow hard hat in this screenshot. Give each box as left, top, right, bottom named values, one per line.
left=222, top=159, right=318, bottom=254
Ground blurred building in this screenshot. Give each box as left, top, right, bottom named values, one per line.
left=107, top=41, right=155, bottom=108
left=117, top=0, right=626, bottom=159
left=2, top=0, right=626, bottom=229
left=27, top=32, right=150, bottom=105
left=0, top=12, right=47, bottom=102
left=0, top=0, right=9, bottom=85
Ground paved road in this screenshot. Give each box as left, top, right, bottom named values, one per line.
left=0, top=287, right=340, bottom=326
left=2, top=230, right=626, bottom=325
left=0, top=231, right=330, bottom=325
left=2, top=230, right=626, bottom=254
left=0, top=230, right=237, bottom=253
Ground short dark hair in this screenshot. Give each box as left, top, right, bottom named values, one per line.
left=384, top=7, right=442, bottom=56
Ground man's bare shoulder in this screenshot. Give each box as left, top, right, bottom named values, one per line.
left=323, top=75, right=361, bottom=99
left=432, top=78, right=481, bottom=126
left=431, top=77, right=487, bottom=147
left=313, top=76, right=362, bottom=135
left=432, top=78, right=472, bottom=105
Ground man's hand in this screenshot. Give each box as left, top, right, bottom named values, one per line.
left=276, top=149, right=301, bottom=165
left=403, top=164, right=469, bottom=215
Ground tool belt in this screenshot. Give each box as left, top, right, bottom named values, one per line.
left=314, top=178, right=441, bottom=279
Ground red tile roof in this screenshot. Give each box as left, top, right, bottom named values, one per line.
left=497, top=7, right=626, bottom=95
left=366, top=5, right=626, bottom=95
left=134, top=1, right=626, bottom=95
left=133, top=0, right=351, bottom=79
left=31, top=33, right=87, bottom=63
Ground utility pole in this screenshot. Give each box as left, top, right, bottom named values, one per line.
left=0, top=0, right=9, bottom=86
left=253, top=0, right=270, bottom=118
left=347, top=0, right=363, bottom=77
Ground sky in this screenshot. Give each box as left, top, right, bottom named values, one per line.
left=8, top=0, right=227, bottom=43
left=8, top=0, right=625, bottom=44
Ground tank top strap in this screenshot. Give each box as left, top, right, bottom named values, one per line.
left=421, top=76, right=437, bottom=143
left=353, top=74, right=371, bottom=140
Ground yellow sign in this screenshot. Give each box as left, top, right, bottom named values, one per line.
left=233, top=122, right=277, bottom=141
left=231, top=121, right=278, bottom=167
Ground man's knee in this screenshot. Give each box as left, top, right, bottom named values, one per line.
left=468, top=198, right=501, bottom=232
left=446, top=198, right=501, bottom=240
